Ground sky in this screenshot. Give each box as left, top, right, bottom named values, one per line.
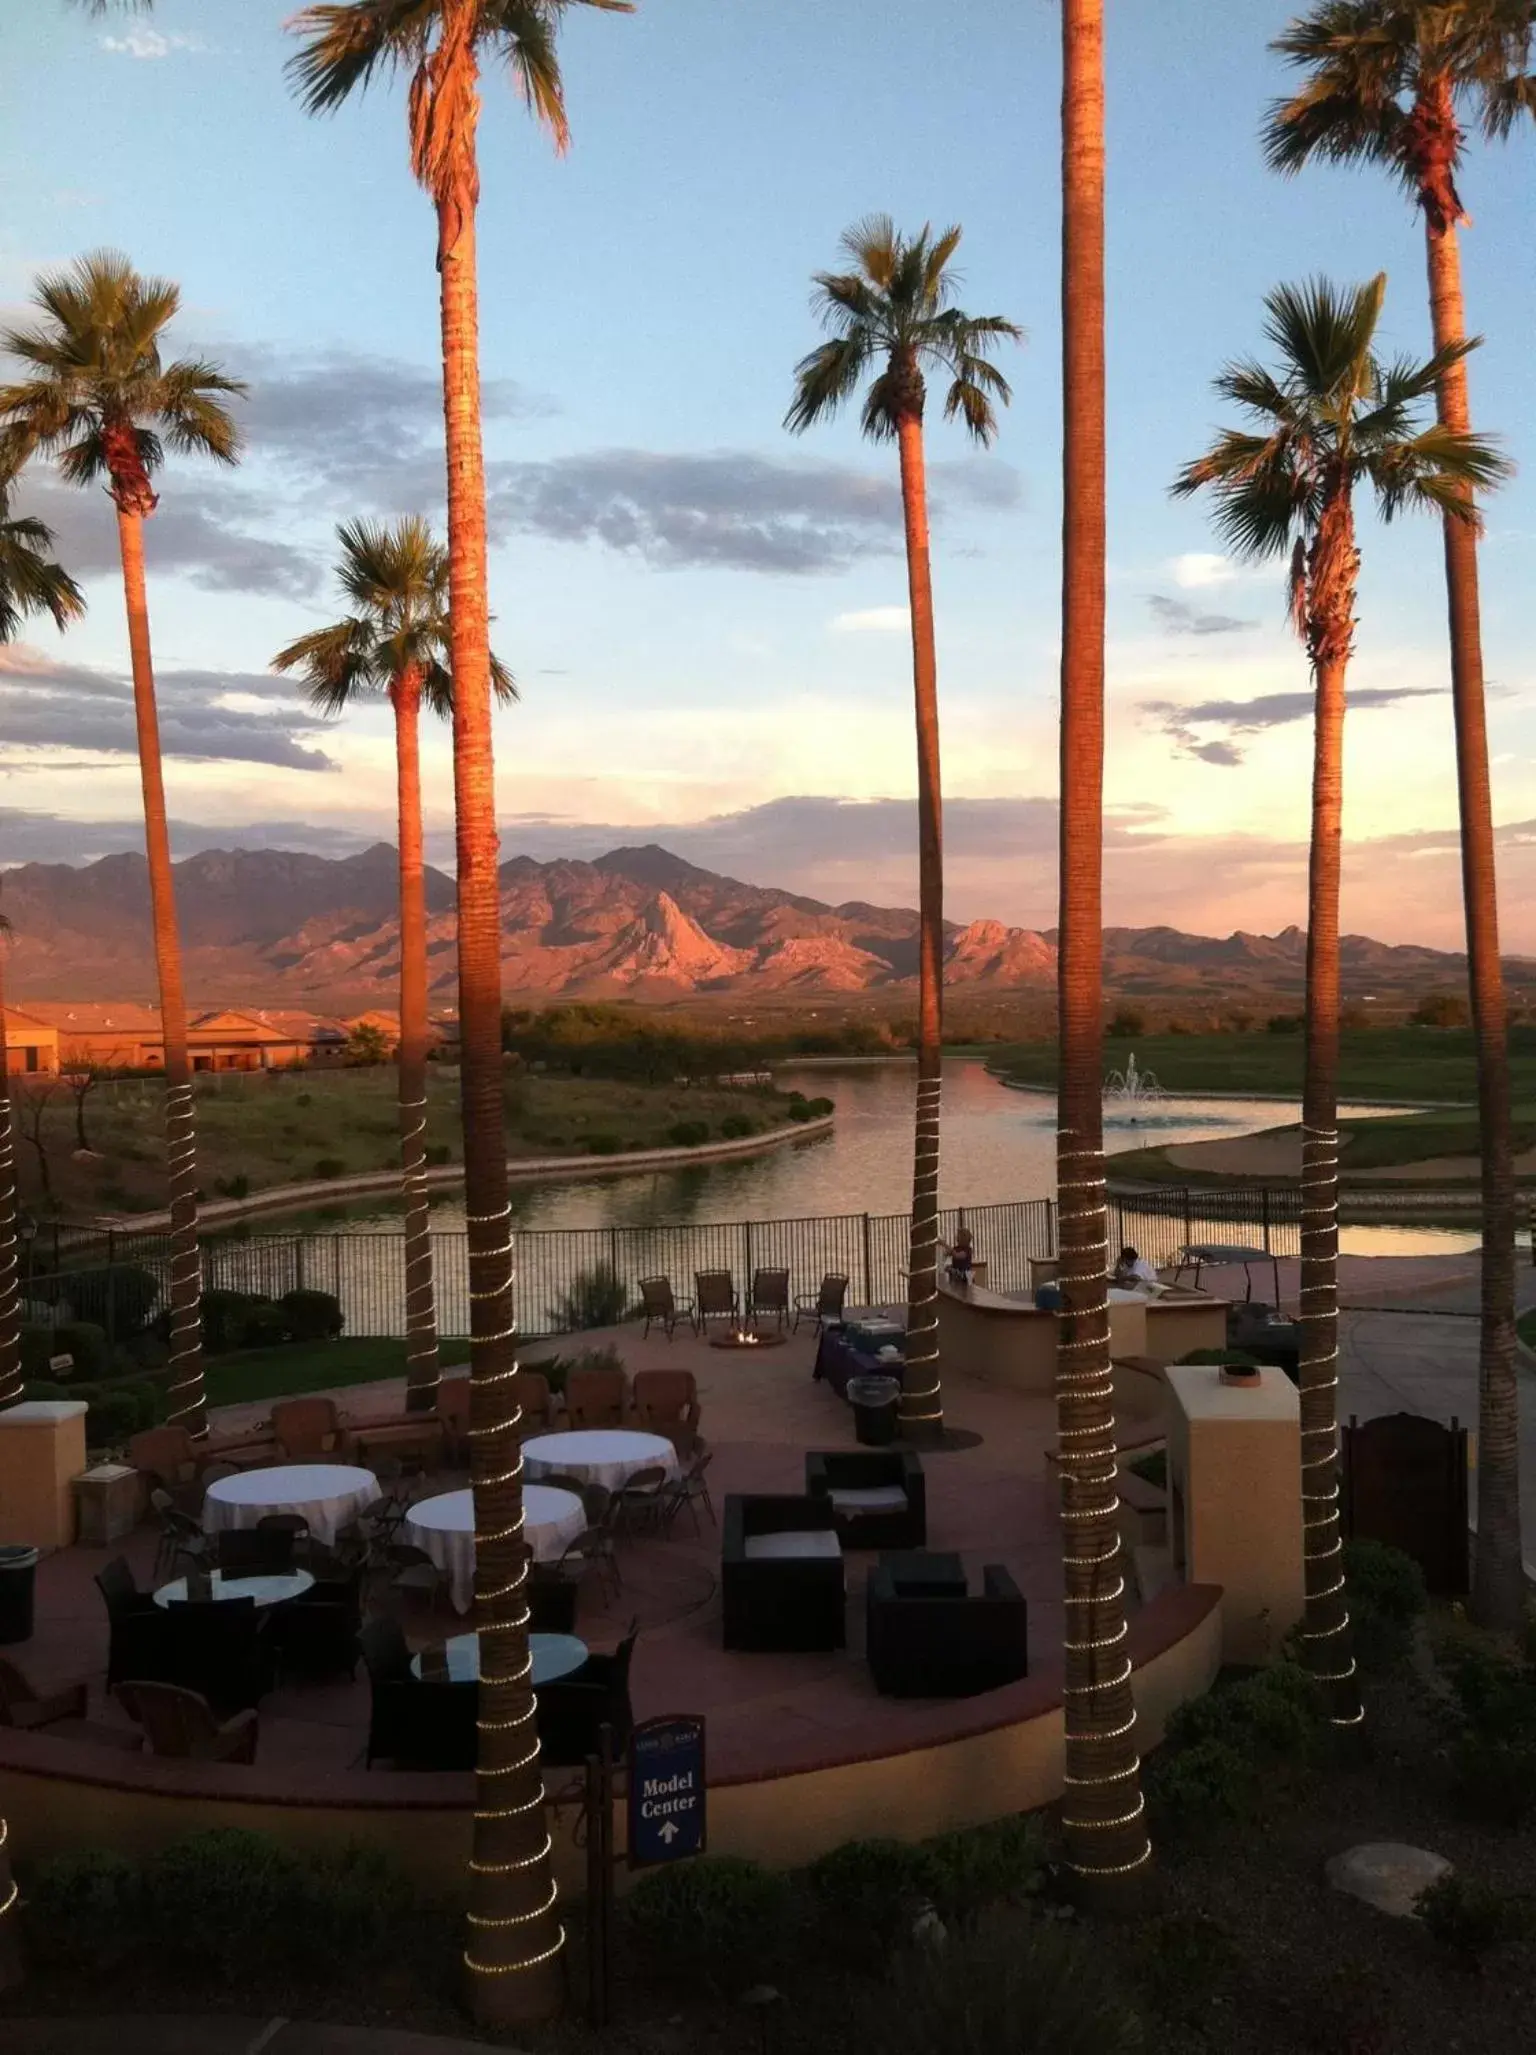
left=1, top=0, right=1534, bottom=948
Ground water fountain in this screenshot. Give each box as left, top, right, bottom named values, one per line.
left=1102, top=1051, right=1166, bottom=1122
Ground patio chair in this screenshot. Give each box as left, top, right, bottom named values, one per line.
left=272, top=1396, right=352, bottom=1460
left=509, top=1370, right=556, bottom=1435
left=95, top=1557, right=171, bottom=1692
left=566, top=1365, right=628, bottom=1430
left=437, top=1376, right=472, bottom=1463
left=694, top=1270, right=739, bottom=1333
left=257, top=1512, right=311, bottom=1563
left=613, top=1464, right=669, bottom=1537
left=865, top=1559, right=1028, bottom=1699
left=794, top=1272, right=850, bottom=1333
left=215, top=1525, right=295, bottom=1576
left=162, top=1595, right=272, bottom=1714
left=631, top=1368, right=700, bottom=1440
left=128, top=1425, right=200, bottom=1494
left=527, top=1566, right=580, bottom=1634
left=115, top=1680, right=259, bottom=1764
left=660, top=1447, right=716, bottom=1537
left=360, top=1617, right=416, bottom=1767
left=0, top=1658, right=89, bottom=1731
left=150, top=1488, right=210, bottom=1581
left=748, top=1268, right=790, bottom=1332
left=537, top=1622, right=638, bottom=1766
left=806, top=1449, right=927, bottom=1551
left=386, top=1542, right=450, bottom=1611
left=268, top=1574, right=362, bottom=1683
left=552, top=1526, right=621, bottom=1607
left=721, top=1494, right=845, bottom=1653
left=639, top=1274, right=694, bottom=1339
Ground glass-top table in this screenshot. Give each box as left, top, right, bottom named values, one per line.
left=154, top=1569, right=315, bottom=1609
left=410, top=1631, right=589, bottom=1686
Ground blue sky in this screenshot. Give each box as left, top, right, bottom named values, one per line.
left=1, top=0, right=1533, bottom=946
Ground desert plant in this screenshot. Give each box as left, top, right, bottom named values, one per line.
left=1415, top=1871, right=1531, bottom=1971
left=553, top=1265, right=629, bottom=1332
left=1344, top=1538, right=1427, bottom=1674
left=666, top=1120, right=709, bottom=1148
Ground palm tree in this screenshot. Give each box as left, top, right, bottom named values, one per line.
left=1055, top=0, right=1150, bottom=1899
left=273, top=518, right=516, bottom=1418
left=0, top=479, right=83, bottom=1414
left=1174, top=273, right=1507, bottom=1717
left=1265, top=2, right=1536, bottom=1632
left=286, top=3, right=627, bottom=2022
left=0, top=255, right=242, bottom=1442
left=786, top=217, right=1021, bottom=1441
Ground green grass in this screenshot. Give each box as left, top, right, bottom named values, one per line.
left=204, top=1335, right=472, bottom=1409
left=1107, top=1100, right=1536, bottom=1187
left=991, top=1026, right=1536, bottom=1105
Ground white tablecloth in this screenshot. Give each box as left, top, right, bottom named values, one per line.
left=522, top=1430, right=682, bottom=1494
left=404, top=1485, right=588, bottom=1614
left=202, top=1463, right=381, bottom=1548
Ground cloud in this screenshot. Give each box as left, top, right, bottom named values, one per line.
left=1146, top=593, right=1255, bottom=638
left=483, top=450, right=1021, bottom=576
left=0, top=648, right=337, bottom=773
left=19, top=476, right=320, bottom=600
left=1171, top=552, right=1241, bottom=589
left=0, top=811, right=385, bottom=867
left=100, top=30, right=202, bottom=59
left=1141, top=686, right=1443, bottom=766
left=831, top=606, right=910, bottom=634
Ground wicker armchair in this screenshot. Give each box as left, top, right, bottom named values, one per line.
left=115, top=1680, right=259, bottom=1763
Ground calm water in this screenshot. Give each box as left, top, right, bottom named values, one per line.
left=276, top=1058, right=1479, bottom=1259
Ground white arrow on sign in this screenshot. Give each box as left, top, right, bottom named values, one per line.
left=658, top=1820, right=680, bottom=1844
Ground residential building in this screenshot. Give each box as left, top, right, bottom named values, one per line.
left=1, top=1007, right=61, bottom=1077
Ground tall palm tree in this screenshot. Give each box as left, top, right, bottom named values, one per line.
left=0, top=254, right=243, bottom=1443
left=1174, top=273, right=1507, bottom=1717
left=273, top=518, right=516, bottom=1418
left=786, top=217, right=1021, bottom=1441
left=1265, top=2, right=1536, bottom=1632
left=1056, top=0, right=1150, bottom=1899
left=0, top=478, right=84, bottom=1413
left=287, top=3, right=627, bottom=2023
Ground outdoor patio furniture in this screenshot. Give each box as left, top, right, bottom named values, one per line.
left=150, top=1488, right=210, bottom=1581
left=631, top=1368, right=701, bottom=1441
left=351, top=1413, right=446, bottom=1473
left=0, top=1657, right=89, bottom=1731
left=128, top=1423, right=274, bottom=1499
left=360, top=1617, right=476, bottom=1771
left=721, top=1494, right=845, bottom=1652
left=527, top=1568, right=580, bottom=1634
left=551, top=1526, right=621, bottom=1607
left=268, top=1593, right=362, bottom=1684
left=806, top=1449, right=927, bottom=1551
left=202, top=1461, right=382, bottom=1550
left=96, top=1557, right=171, bottom=1691
left=215, top=1524, right=296, bottom=1576
left=510, top=1370, right=557, bottom=1435
left=438, top=1376, right=472, bottom=1461
left=813, top=1323, right=903, bottom=1402
left=565, top=1366, right=629, bottom=1430
left=272, top=1397, right=354, bottom=1460
left=1173, top=1241, right=1281, bottom=1307
left=795, top=1273, right=850, bottom=1332
left=660, top=1447, right=716, bottom=1536
left=523, top=1429, right=681, bottom=1493
left=612, top=1464, right=669, bottom=1536
left=536, top=1623, right=637, bottom=1765
left=115, top=1681, right=259, bottom=1764
left=748, top=1268, right=791, bottom=1331
left=402, top=1485, right=586, bottom=1613
left=257, top=1512, right=311, bottom=1560
left=639, top=1275, right=695, bottom=1339
left=360, top=1618, right=417, bottom=1767
left=865, top=1558, right=1028, bottom=1698
left=385, top=1542, right=451, bottom=1612
left=694, top=1270, right=740, bottom=1333
left=162, top=1594, right=273, bottom=1714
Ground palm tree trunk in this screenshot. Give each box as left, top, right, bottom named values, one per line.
left=435, top=116, right=561, bottom=2024
left=896, top=409, right=944, bottom=1439
left=116, top=505, right=203, bottom=1438
left=394, top=673, right=442, bottom=1416
left=1057, top=0, right=1148, bottom=1898
left=1423, top=217, right=1522, bottom=1630
left=1298, top=640, right=1362, bottom=1726
left=0, top=943, right=22, bottom=1412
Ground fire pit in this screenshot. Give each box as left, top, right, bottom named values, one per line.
left=709, top=1328, right=789, bottom=1351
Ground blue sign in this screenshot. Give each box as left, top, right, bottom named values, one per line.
left=628, top=1715, right=706, bottom=1868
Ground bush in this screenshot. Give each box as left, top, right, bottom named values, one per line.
left=922, top=1815, right=1047, bottom=1920
left=240, top=1300, right=291, bottom=1350
left=280, top=1288, right=344, bottom=1342
left=50, top=1264, right=160, bottom=1337
left=196, top=1289, right=269, bottom=1354
left=1266, top=1013, right=1303, bottom=1033
left=1410, top=992, right=1469, bottom=1029
left=1107, top=1006, right=1146, bottom=1037
left=553, top=1263, right=629, bottom=1332
left=424, top=1142, right=451, bottom=1166
left=23, top=1848, right=143, bottom=1975
left=804, top=1094, right=834, bottom=1116
left=1151, top=1665, right=1325, bottom=1842
left=1129, top=1911, right=1240, bottom=2027
left=1344, top=1539, right=1427, bottom=1674
left=213, top=1173, right=251, bottom=1199
left=666, top=1119, right=710, bottom=1148
left=719, top=1114, right=757, bottom=1139
left=312, top=1156, right=347, bottom=1180
left=85, top=1386, right=145, bottom=1450
left=586, top=1132, right=623, bottom=1155
left=842, top=1908, right=1144, bottom=2055
left=20, top=1320, right=108, bottom=1380
left=1415, top=1872, right=1531, bottom=1970
left=1177, top=1347, right=1260, bottom=1369
left=1436, top=1628, right=1536, bottom=1825
left=624, top=1856, right=797, bottom=1989
left=805, top=1838, right=940, bottom=1952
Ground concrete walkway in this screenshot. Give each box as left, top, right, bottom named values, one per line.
left=2, top=2024, right=518, bottom=2054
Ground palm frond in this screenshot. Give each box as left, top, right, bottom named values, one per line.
left=0, top=479, right=86, bottom=640
left=284, top=2, right=432, bottom=114
left=784, top=335, right=876, bottom=434
left=489, top=648, right=519, bottom=703
left=838, top=213, right=901, bottom=294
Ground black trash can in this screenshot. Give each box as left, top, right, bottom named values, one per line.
left=847, top=1373, right=901, bottom=1448
left=0, top=1544, right=39, bottom=1645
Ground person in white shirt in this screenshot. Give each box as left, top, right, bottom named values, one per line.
left=1113, top=1245, right=1158, bottom=1292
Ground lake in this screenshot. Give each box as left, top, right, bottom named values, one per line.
left=273, top=1058, right=1479, bottom=1259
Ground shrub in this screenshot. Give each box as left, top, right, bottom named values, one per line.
left=922, top=1815, right=1047, bottom=1920
left=1266, top=1013, right=1303, bottom=1033
left=197, top=1289, right=269, bottom=1354
left=587, top=1132, right=623, bottom=1155
left=666, top=1119, right=710, bottom=1148
left=805, top=1838, right=940, bottom=1952
left=1344, top=1538, right=1427, bottom=1674
left=553, top=1264, right=629, bottom=1332
left=424, top=1142, right=451, bottom=1166
left=1145, top=1736, right=1256, bottom=1839
left=803, top=1094, right=834, bottom=1116
left=1410, top=992, right=1469, bottom=1029
left=85, top=1386, right=145, bottom=1450
left=1415, top=1872, right=1531, bottom=1970
left=1151, top=1665, right=1325, bottom=1841
left=719, top=1114, right=756, bottom=1139
left=240, top=1300, right=292, bottom=1350
left=624, top=1856, right=797, bottom=1989
left=51, top=1264, right=160, bottom=1336
left=23, top=1848, right=143, bottom=1975
left=1107, top=1006, right=1146, bottom=1037
left=1129, top=1911, right=1240, bottom=2027
left=213, top=1173, right=251, bottom=1200
left=843, top=1908, right=1144, bottom=2055
left=21, top=1320, right=108, bottom=1380
left=786, top=1098, right=817, bottom=1122
left=312, top=1156, right=347, bottom=1180
left=280, top=1288, right=344, bottom=1342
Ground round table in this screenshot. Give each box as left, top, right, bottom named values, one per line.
left=411, top=1631, right=589, bottom=1685
left=403, top=1485, right=587, bottom=1615
left=522, top=1430, right=681, bottom=1495
left=154, top=1569, right=315, bottom=1609
left=202, top=1463, right=381, bottom=1548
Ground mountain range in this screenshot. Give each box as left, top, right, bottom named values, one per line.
left=0, top=841, right=1521, bottom=1007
